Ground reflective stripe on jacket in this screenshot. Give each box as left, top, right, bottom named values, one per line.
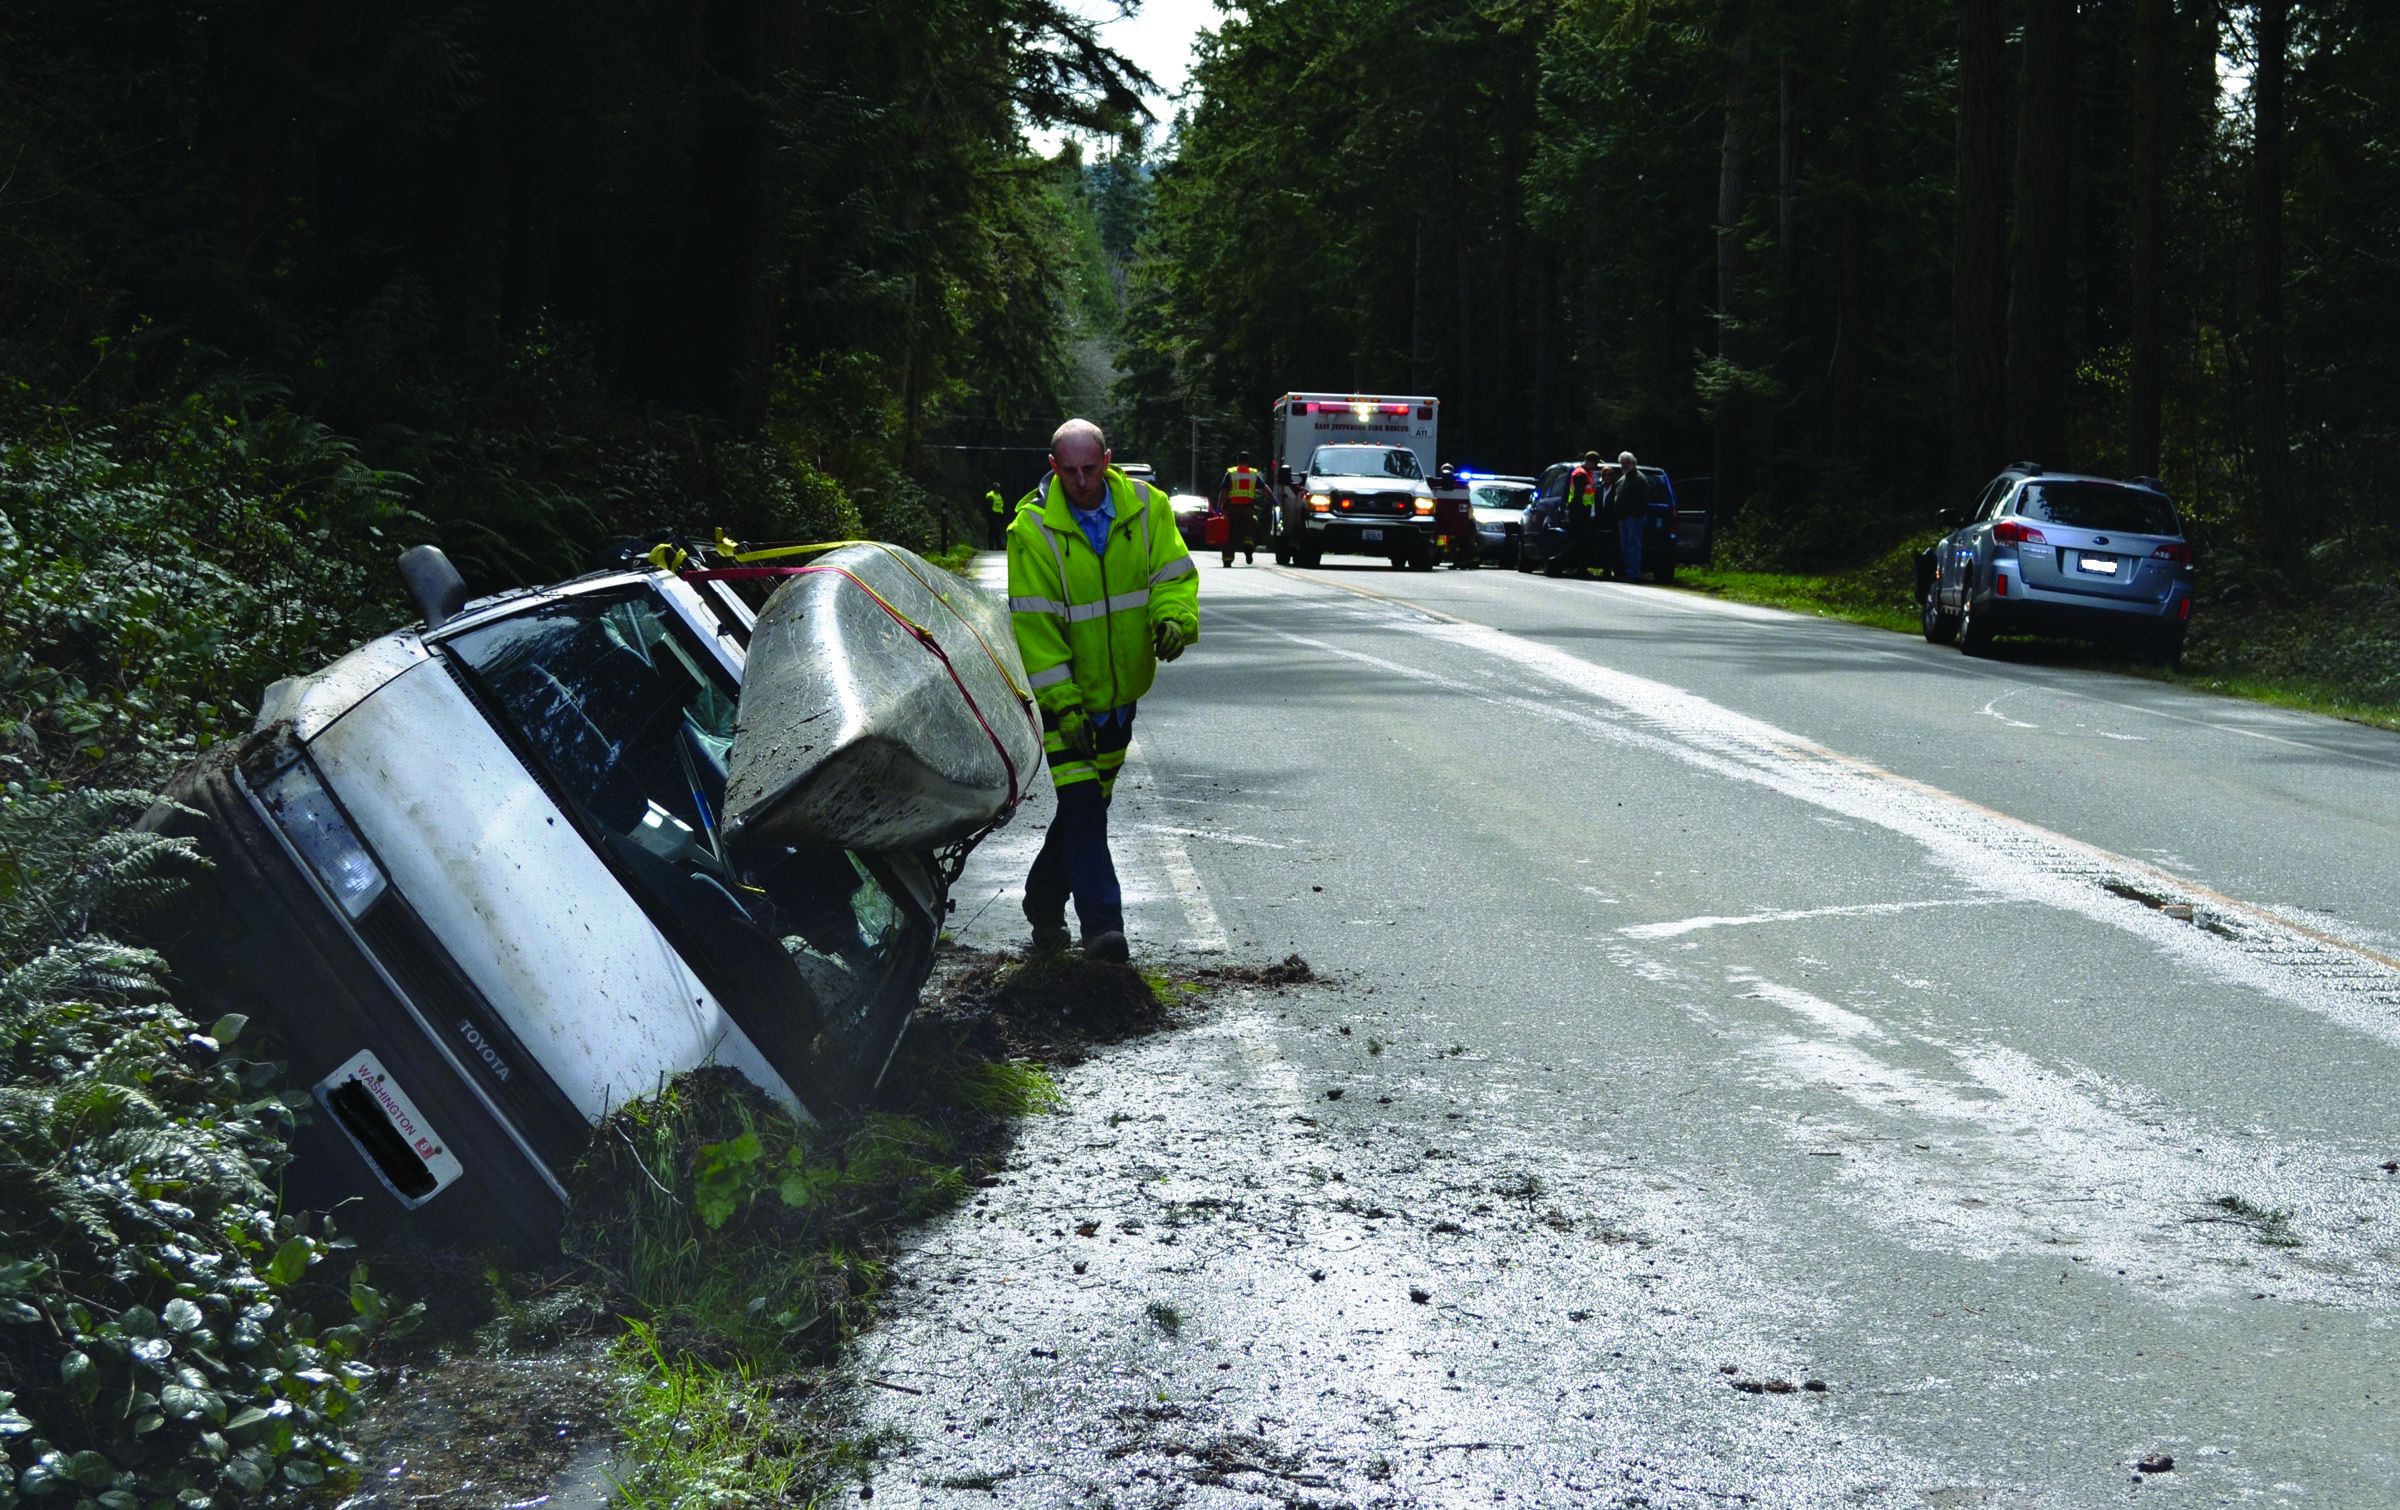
left=1005, top=466, right=1200, bottom=744
left=1223, top=465, right=1260, bottom=504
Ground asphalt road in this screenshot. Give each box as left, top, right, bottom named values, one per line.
left=859, top=556, right=2400, bottom=1508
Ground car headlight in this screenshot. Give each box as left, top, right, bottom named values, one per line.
left=258, top=756, right=389, bottom=918
left=1308, top=493, right=1331, bottom=513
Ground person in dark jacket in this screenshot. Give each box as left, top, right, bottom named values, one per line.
left=1612, top=451, right=1654, bottom=582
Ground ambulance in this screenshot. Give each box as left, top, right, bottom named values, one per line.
left=1268, top=393, right=1441, bottom=568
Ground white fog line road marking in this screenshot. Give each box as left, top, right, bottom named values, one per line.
left=1123, top=738, right=1229, bottom=952
left=1272, top=563, right=2400, bottom=775
left=1624, top=898, right=2010, bottom=940
left=1136, top=822, right=1287, bottom=849
left=1212, top=605, right=2400, bottom=1044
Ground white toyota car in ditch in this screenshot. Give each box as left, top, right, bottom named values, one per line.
left=153, top=542, right=1031, bottom=1254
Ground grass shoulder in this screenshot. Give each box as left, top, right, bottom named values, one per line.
left=1669, top=559, right=2400, bottom=734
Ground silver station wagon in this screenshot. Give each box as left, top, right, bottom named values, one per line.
left=1919, top=467, right=2196, bottom=662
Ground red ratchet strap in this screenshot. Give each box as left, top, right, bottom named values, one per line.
left=683, top=564, right=1027, bottom=818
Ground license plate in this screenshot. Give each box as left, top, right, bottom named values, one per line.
left=1361, top=529, right=1383, bottom=542
left=2076, top=554, right=2120, bottom=576
left=316, top=1051, right=463, bottom=1206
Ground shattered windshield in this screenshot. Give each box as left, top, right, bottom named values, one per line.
left=1471, top=484, right=1532, bottom=510
left=1311, top=446, right=1423, bottom=480
left=445, top=590, right=909, bottom=1051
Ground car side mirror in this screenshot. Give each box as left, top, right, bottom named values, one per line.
left=398, top=544, right=470, bottom=631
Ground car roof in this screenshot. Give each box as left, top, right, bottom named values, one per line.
left=1996, top=468, right=2169, bottom=495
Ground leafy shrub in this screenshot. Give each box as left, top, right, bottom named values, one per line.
left=0, top=396, right=409, bottom=788
left=0, top=789, right=417, bottom=1508
left=563, top=1070, right=990, bottom=1364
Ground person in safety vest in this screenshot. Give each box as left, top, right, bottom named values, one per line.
left=985, top=484, right=1009, bottom=549
left=1215, top=450, right=1263, bottom=567
left=1566, top=450, right=1603, bottom=578
left=1007, top=418, right=1201, bottom=962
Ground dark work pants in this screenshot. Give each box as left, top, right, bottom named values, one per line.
left=1565, top=506, right=1593, bottom=571
left=986, top=512, right=1007, bottom=549
left=1024, top=706, right=1136, bottom=936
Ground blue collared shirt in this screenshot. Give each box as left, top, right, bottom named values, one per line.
left=1069, top=495, right=1114, bottom=557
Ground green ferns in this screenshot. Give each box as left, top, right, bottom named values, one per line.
left=0, top=789, right=416, bottom=1508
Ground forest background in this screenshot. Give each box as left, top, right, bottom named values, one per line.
left=8, top=0, right=2400, bottom=795
left=0, top=1, right=2395, bottom=1500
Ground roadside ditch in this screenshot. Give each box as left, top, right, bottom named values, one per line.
left=321, top=944, right=1290, bottom=1508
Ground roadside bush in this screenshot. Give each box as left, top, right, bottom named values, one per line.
left=0, top=789, right=417, bottom=1508
left=0, top=396, right=409, bottom=789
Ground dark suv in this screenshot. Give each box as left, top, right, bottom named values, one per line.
left=1516, top=463, right=1680, bottom=582
left=1918, top=467, right=2195, bottom=662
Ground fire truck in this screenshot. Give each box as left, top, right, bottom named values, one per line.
left=1268, top=393, right=1441, bottom=569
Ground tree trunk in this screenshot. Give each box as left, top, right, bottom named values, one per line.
left=2005, top=0, right=2072, bottom=470
left=1951, top=0, right=2009, bottom=498
left=2251, top=0, right=2291, bottom=562
left=2126, top=0, right=2166, bottom=477
left=1580, top=181, right=1605, bottom=432
left=1714, top=10, right=1754, bottom=511
left=1831, top=20, right=1882, bottom=463
left=1411, top=202, right=1434, bottom=392
left=1496, top=113, right=1525, bottom=462
left=1535, top=251, right=1559, bottom=462
left=1450, top=155, right=1475, bottom=454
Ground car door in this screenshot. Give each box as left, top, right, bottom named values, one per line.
left=1944, top=478, right=2008, bottom=610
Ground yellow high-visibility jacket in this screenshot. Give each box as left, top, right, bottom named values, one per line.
left=1006, top=469, right=1199, bottom=777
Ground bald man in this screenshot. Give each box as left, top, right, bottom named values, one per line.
left=1005, top=419, right=1201, bottom=961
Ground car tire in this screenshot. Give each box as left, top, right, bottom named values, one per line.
left=1651, top=559, right=1675, bottom=585
left=1515, top=546, right=1534, bottom=574
left=1957, top=593, right=1994, bottom=656
left=1298, top=549, right=1321, bottom=569
left=1921, top=593, right=1959, bottom=645
left=2150, top=626, right=2187, bottom=667
left=1274, top=543, right=1290, bottom=566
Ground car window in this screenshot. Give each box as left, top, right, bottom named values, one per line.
left=2017, top=482, right=2179, bottom=535
left=1471, top=484, right=1532, bottom=509
left=446, top=590, right=907, bottom=1026
left=1311, top=446, right=1423, bottom=480
left=1978, top=480, right=2011, bottom=520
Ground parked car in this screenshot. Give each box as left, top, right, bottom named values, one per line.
left=1275, top=443, right=1438, bottom=569
left=1516, top=464, right=1680, bottom=582
left=144, top=542, right=1021, bottom=1254
left=1171, top=493, right=1212, bottom=548
left=1459, top=474, right=1536, bottom=565
left=1917, top=466, right=2195, bottom=661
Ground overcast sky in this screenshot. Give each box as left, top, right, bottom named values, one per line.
left=1031, top=0, right=1222, bottom=155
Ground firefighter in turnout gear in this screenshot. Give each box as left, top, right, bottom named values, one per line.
left=1216, top=450, right=1263, bottom=566
left=1006, top=418, right=1201, bottom=962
